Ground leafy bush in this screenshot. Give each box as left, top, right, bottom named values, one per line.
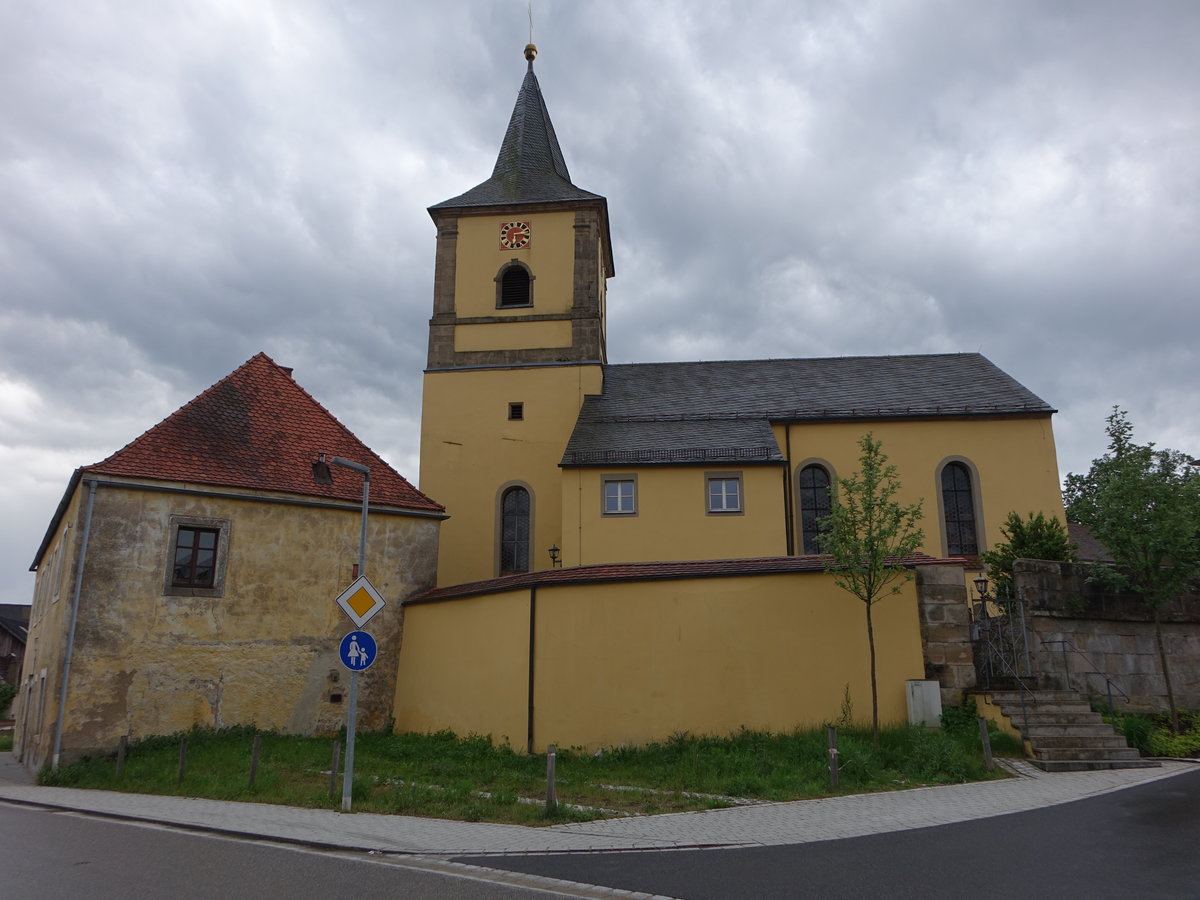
left=980, top=511, right=1077, bottom=595
left=0, top=681, right=16, bottom=718
left=940, top=698, right=979, bottom=735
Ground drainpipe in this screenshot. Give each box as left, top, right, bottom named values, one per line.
left=783, top=424, right=795, bottom=556
left=52, top=479, right=97, bottom=769
left=526, top=586, right=537, bottom=754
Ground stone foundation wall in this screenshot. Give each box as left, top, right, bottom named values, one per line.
left=1015, top=560, right=1200, bottom=712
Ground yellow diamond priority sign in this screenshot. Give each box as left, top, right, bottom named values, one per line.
left=334, top=575, right=386, bottom=628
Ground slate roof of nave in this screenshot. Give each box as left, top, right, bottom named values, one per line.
left=430, top=55, right=604, bottom=210
left=83, top=352, right=443, bottom=513
left=561, top=353, right=1054, bottom=466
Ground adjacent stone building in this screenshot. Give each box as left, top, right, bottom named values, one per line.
left=16, top=353, right=443, bottom=769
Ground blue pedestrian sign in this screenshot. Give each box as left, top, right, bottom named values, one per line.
left=339, top=631, right=377, bottom=671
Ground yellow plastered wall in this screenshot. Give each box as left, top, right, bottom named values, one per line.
left=393, top=570, right=926, bottom=751
left=454, top=211, right=577, bottom=318
left=780, top=416, right=1064, bottom=559
left=393, top=589, right=530, bottom=745
left=561, top=466, right=788, bottom=565
left=421, top=365, right=603, bottom=585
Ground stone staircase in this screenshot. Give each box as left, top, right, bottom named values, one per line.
left=981, top=689, right=1160, bottom=772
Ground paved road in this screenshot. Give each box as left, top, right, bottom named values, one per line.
left=463, top=767, right=1200, bottom=899
left=3, top=752, right=1197, bottom=898
left=0, top=803, right=586, bottom=900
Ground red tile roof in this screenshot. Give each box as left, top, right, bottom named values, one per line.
left=408, top=553, right=962, bottom=604
left=85, top=353, right=442, bottom=513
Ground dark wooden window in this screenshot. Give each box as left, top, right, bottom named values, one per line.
left=799, top=464, right=832, bottom=554
left=500, top=487, right=531, bottom=574
left=499, top=265, right=531, bottom=307
left=941, top=462, right=979, bottom=556
left=173, top=527, right=219, bottom=587
left=508, top=402, right=524, bottom=420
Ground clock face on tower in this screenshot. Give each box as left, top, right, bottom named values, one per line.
left=499, top=221, right=532, bottom=250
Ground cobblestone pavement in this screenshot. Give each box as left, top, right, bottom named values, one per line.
left=1, top=753, right=1195, bottom=857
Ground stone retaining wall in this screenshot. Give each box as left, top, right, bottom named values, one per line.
left=1015, top=560, right=1200, bottom=712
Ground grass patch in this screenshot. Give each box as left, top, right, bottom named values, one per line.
left=39, top=722, right=1009, bottom=825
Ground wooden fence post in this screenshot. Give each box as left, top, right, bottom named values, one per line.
left=546, top=744, right=558, bottom=811
left=977, top=717, right=995, bottom=771
left=177, top=736, right=188, bottom=785
left=827, top=726, right=839, bottom=789
left=248, top=733, right=261, bottom=788
left=330, top=740, right=341, bottom=798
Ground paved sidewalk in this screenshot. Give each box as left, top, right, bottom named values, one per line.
left=0, top=753, right=1194, bottom=856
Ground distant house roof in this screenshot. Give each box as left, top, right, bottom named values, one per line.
left=32, top=353, right=442, bottom=569
left=0, top=615, right=27, bottom=645
left=430, top=54, right=604, bottom=210
left=1067, top=523, right=1114, bottom=564
left=562, top=353, right=1054, bottom=466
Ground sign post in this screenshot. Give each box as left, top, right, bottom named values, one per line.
left=334, top=576, right=385, bottom=813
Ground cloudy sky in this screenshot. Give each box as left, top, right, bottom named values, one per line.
left=2, top=1, right=1197, bottom=606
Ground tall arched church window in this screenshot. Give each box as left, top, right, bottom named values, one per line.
left=496, top=262, right=534, bottom=308
left=798, top=464, right=833, bottom=555
left=500, top=486, right=531, bottom=574
left=941, top=461, right=979, bottom=556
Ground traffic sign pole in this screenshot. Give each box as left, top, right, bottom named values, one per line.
left=342, top=670, right=358, bottom=812
left=328, top=456, right=371, bottom=814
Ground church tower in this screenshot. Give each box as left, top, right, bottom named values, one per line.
left=421, top=45, right=614, bottom=585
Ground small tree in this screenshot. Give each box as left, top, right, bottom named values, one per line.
left=820, top=433, right=924, bottom=744
left=980, top=511, right=1078, bottom=596
left=1063, top=408, right=1200, bottom=732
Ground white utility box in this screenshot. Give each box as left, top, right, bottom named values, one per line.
left=906, top=679, right=943, bottom=727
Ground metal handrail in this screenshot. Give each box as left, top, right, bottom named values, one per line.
left=1040, top=639, right=1131, bottom=713
left=982, top=642, right=1037, bottom=737
left=974, top=602, right=1037, bottom=736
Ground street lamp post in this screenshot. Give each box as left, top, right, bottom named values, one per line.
left=313, top=454, right=371, bottom=812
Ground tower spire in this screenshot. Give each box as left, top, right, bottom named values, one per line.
left=430, top=45, right=603, bottom=209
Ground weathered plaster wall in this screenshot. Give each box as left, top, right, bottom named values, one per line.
left=20, top=480, right=438, bottom=768
left=1015, top=559, right=1200, bottom=712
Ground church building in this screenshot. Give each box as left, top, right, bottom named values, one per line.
left=396, top=46, right=1065, bottom=751
left=419, top=44, right=1065, bottom=589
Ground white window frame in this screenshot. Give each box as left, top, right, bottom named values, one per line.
left=706, top=473, right=744, bottom=515
left=601, top=475, right=638, bottom=516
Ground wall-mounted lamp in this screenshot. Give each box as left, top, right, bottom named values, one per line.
left=973, top=575, right=989, bottom=599
left=548, top=545, right=561, bottom=567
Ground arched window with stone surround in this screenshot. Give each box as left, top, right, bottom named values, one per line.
left=798, top=463, right=833, bottom=555
left=496, top=261, right=534, bottom=308
left=499, top=485, right=531, bottom=574
left=940, top=460, right=979, bottom=556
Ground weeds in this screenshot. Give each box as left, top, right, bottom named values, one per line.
left=39, top=723, right=1009, bottom=825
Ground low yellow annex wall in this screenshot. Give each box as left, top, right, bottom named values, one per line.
left=394, top=570, right=926, bottom=752
left=394, top=589, right=531, bottom=746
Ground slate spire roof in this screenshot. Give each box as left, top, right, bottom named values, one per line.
left=84, top=353, right=442, bottom=513
left=430, top=45, right=604, bottom=209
